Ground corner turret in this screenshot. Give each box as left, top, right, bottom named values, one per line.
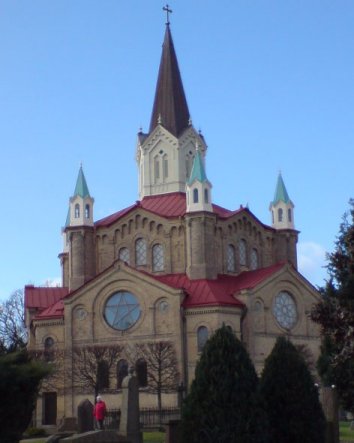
left=270, top=173, right=295, bottom=230
left=186, top=143, right=212, bottom=213
left=61, top=166, right=96, bottom=290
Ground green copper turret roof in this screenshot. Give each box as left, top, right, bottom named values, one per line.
left=74, top=166, right=91, bottom=198
left=188, top=149, right=208, bottom=185
left=273, top=173, right=291, bottom=204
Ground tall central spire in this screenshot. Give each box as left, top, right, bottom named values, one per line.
left=149, top=24, right=190, bottom=137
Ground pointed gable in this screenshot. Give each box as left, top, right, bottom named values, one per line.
left=149, top=25, right=190, bottom=137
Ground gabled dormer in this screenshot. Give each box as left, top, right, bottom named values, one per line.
left=186, top=144, right=212, bottom=213
left=136, top=23, right=207, bottom=199
left=270, top=173, right=295, bottom=229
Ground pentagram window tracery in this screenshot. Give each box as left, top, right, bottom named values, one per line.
left=104, top=291, right=141, bottom=331
left=273, top=291, right=297, bottom=330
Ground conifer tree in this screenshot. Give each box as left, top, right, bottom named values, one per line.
left=180, top=325, right=268, bottom=443
left=311, top=199, right=354, bottom=411
left=0, top=350, right=51, bottom=443
left=259, top=336, right=325, bottom=443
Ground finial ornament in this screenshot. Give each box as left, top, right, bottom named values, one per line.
left=157, top=113, right=162, bottom=124
left=163, top=4, right=172, bottom=25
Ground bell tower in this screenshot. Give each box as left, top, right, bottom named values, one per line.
left=136, top=22, right=207, bottom=199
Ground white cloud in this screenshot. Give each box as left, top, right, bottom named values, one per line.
left=297, top=242, right=327, bottom=287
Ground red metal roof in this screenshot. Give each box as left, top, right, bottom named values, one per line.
left=152, top=263, right=286, bottom=308
left=29, top=263, right=287, bottom=321
left=25, top=285, right=68, bottom=310
left=95, top=193, right=256, bottom=228
left=34, top=299, right=64, bottom=320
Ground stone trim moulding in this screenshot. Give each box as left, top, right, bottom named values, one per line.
left=185, top=307, right=241, bottom=316
left=33, top=320, right=64, bottom=328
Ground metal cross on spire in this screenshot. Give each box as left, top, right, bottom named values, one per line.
left=163, top=4, right=172, bottom=25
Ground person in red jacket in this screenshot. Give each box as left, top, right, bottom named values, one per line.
left=93, top=395, right=107, bottom=430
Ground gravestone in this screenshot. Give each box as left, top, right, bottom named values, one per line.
left=77, top=399, right=94, bottom=433
left=319, top=386, right=339, bottom=443
left=119, top=369, right=142, bottom=443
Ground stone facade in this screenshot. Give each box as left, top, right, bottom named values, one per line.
left=25, top=23, right=321, bottom=429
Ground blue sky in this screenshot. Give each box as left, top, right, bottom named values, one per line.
left=1, top=1, right=353, bottom=299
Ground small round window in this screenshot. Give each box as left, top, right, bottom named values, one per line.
left=104, top=291, right=141, bottom=331
left=273, top=291, right=297, bottom=330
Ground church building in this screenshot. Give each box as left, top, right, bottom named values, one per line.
left=25, top=20, right=321, bottom=428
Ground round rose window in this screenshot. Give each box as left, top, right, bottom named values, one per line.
left=273, top=291, right=297, bottom=330
left=104, top=291, right=141, bottom=331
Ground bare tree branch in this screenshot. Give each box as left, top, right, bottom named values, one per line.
left=71, top=344, right=124, bottom=398
left=0, top=289, right=27, bottom=351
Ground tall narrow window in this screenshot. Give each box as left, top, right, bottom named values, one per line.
left=44, top=337, right=55, bottom=362
left=250, top=248, right=258, bottom=270
left=117, top=359, right=128, bottom=389
left=97, top=360, right=109, bottom=390
left=278, top=208, right=283, bottom=222
left=239, top=239, right=247, bottom=266
left=85, top=204, right=90, bottom=219
left=119, top=247, right=130, bottom=264
left=186, top=156, right=190, bottom=179
left=135, top=238, right=147, bottom=265
left=197, top=326, right=208, bottom=352
left=288, top=208, right=292, bottom=222
left=204, top=189, right=209, bottom=204
left=152, top=244, right=164, bottom=272
left=75, top=204, right=80, bottom=218
left=227, top=244, right=236, bottom=272
left=163, top=155, right=168, bottom=179
left=136, top=359, right=147, bottom=387
left=193, top=188, right=199, bottom=203
left=154, top=157, right=160, bottom=181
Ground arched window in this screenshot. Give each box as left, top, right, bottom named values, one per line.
left=117, top=359, right=129, bottom=389
left=97, top=360, right=109, bottom=390
left=250, top=248, right=258, bottom=270
left=227, top=244, right=236, bottom=272
left=288, top=208, right=292, bottom=222
left=278, top=208, right=283, bottom=222
left=154, top=157, right=160, bottom=181
left=44, top=337, right=55, bottom=362
left=136, top=359, right=147, bottom=387
left=239, top=239, right=247, bottom=266
left=135, top=238, right=147, bottom=265
left=193, top=188, right=199, bottom=203
left=163, top=155, right=168, bottom=179
left=197, top=326, right=208, bottom=352
left=253, top=300, right=263, bottom=312
left=204, top=189, right=209, bottom=204
left=119, top=247, right=130, bottom=264
left=152, top=244, right=164, bottom=272
left=74, top=204, right=80, bottom=218
left=85, top=204, right=90, bottom=219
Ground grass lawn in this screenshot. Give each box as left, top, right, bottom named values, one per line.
left=20, top=432, right=165, bottom=443
left=143, top=431, right=165, bottom=443
left=340, top=421, right=354, bottom=441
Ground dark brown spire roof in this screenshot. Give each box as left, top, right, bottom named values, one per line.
left=149, top=25, right=190, bottom=137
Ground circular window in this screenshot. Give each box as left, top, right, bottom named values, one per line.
left=158, top=300, right=169, bottom=313
left=273, top=291, right=297, bottom=329
left=104, top=291, right=141, bottom=331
